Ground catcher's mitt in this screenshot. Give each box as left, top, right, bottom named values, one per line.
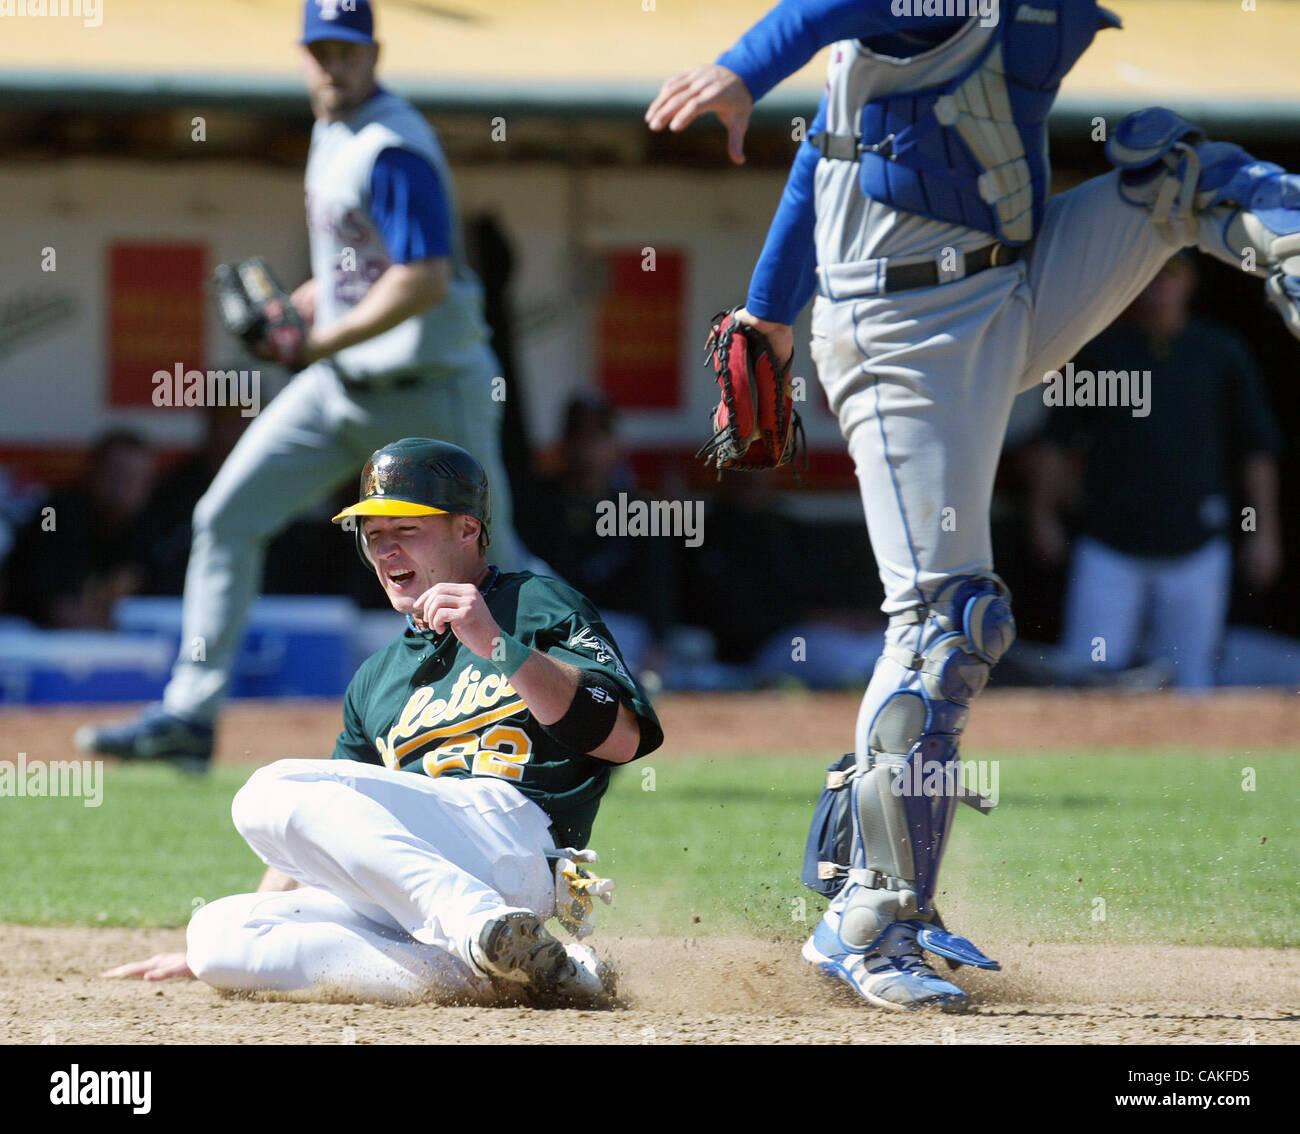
left=696, top=306, right=805, bottom=475
left=213, top=257, right=307, bottom=370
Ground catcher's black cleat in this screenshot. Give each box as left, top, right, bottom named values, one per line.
left=470, top=911, right=616, bottom=1009
left=74, top=705, right=213, bottom=773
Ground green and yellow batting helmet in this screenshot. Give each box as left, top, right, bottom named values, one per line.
left=332, top=438, right=491, bottom=565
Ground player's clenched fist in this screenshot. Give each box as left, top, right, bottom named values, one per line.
left=414, top=582, right=502, bottom=658
left=645, top=63, right=753, bottom=165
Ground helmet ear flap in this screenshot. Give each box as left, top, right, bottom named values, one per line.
left=342, top=514, right=376, bottom=570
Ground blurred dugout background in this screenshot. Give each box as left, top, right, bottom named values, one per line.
left=0, top=0, right=1297, bottom=702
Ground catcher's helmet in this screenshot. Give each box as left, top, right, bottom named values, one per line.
left=332, top=438, right=491, bottom=567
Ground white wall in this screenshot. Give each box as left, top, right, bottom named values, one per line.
left=0, top=160, right=307, bottom=448
left=459, top=164, right=839, bottom=449
left=0, top=157, right=840, bottom=454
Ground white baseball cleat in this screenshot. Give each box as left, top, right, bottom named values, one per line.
left=470, top=911, right=616, bottom=1009
left=803, top=916, right=972, bottom=1013
left=559, top=942, right=618, bottom=1009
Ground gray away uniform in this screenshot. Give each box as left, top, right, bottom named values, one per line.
left=164, top=89, right=522, bottom=723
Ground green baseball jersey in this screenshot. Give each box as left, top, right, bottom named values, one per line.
left=332, top=570, right=662, bottom=848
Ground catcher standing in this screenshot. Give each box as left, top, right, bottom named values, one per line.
left=78, top=0, right=524, bottom=768
left=649, top=0, right=1300, bottom=1011
left=104, top=439, right=662, bottom=1005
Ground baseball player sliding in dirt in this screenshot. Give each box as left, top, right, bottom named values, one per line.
left=78, top=0, right=526, bottom=771
left=103, top=439, right=662, bottom=1005
left=648, top=0, right=1300, bottom=1011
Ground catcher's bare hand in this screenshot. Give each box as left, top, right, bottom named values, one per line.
left=646, top=64, right=753, bottom=165
left=414, top=582, right=502, bottom=658
left=733, top=307, right=793, bottom=366
left=100, top=952, right=194, bottom=981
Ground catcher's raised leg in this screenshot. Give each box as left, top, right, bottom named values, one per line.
left=1014, top=107, right=1300, bottom=393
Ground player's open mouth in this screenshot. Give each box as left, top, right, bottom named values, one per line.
left=387, top=569, right=416, bottom=588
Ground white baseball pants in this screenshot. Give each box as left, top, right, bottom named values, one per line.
left=809, top=173, right=1186, bottom=755
left=186, top=759, right=557, bottom=1003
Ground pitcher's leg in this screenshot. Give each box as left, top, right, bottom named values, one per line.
left=186, top=888, right=492, bottom=1004
left=163, top=366, right=360, bottom=721
left=349, top=352, right=525, bottom=573
left=453, top=365, right=525, bottom=574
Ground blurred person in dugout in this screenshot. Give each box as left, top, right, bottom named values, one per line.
left=1028, top=252, right=1283, bottom=690
left=2, top=431, right=157, bottom=629
left=513, top=391, right=675, bottom=675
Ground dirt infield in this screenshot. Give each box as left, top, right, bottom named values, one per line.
left=5, top=687, right=1300, bottom=764
left=1, top=925, right=1295, bottom=1045
left=2, top=690, right=1297, bottom=1045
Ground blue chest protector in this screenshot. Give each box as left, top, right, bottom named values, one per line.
left=852, top=0, right=1119, bottom=244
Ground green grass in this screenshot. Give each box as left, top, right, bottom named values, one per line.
left=593, top=749, right=1298, bottom=947
left=0, top=765, right=262, bottom=926
left=0, top=751, right=1294, bottom=946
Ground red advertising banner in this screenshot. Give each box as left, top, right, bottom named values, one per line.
left=108, top=242, right=206, bottom=406
left=596, top=248, right=683, bottom=409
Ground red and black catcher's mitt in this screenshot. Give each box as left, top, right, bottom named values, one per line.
left=696, top=307, right=805, bottom=475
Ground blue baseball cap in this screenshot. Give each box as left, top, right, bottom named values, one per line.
left=301, top=0, right=375, bottom=46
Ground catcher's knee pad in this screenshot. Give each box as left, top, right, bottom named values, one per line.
left=835, top=574, right=1014, bottom=950
left=1107, top=107, right=1300, bottom=276
left=1105, top=107, right=1206, bottom=242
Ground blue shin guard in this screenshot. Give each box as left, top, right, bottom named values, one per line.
left=805, top=574, right=1011, bottom=990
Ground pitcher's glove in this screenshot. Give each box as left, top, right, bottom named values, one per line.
left=696, top=306, right=805, bottom=474
left=213, top=257, right=307, bottom=370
